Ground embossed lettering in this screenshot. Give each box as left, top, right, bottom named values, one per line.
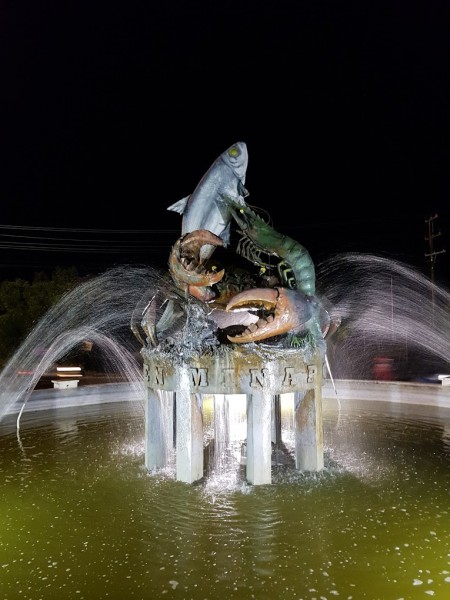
left=307, top=364, right=317, bottom=383
left=190, top=367, right=208, bottom=387
left=154, top=366, right=164, bottom=386
left=282, top=367, right=295, bottom=387
left=250, top=368, right=269, bottom=388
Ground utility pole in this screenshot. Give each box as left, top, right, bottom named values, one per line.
left=424, top=214, right=445, bottom=308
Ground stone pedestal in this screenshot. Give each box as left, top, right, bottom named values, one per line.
left=142, top=346, right=324, bottom=485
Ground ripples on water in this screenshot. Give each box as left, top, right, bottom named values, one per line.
left=1, top=400, right=450, bottom=600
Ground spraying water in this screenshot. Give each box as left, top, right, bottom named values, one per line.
left=2, top=251, right=449, bottom=445
left=0, top=265, right=166, bottom=421
left=317, top=253, right=450, bottom=380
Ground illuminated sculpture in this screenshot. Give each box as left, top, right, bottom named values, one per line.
left=134, top=142, right=338, bottom=484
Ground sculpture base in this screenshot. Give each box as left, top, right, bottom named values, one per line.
left=142, top=345, right=324, bottom=485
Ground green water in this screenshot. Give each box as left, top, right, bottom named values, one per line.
left=1, top=398, right=450, bottom=600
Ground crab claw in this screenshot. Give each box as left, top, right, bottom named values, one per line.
left=169, top=229, right=225, bottom=302
left=225, top=287, right=324, bottom=343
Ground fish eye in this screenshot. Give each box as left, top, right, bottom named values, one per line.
left=228, top=147, right=239, bottom=157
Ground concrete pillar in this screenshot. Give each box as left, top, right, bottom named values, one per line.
left=246, top=391, right=272, bottom=485
left=145, top=389, right=169, bottom=471
left=175, top=368, right=204, bottom=483
left=294, top=388, right=324, bottom=471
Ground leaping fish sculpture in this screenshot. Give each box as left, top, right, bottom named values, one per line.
left=167, top=141, right=249, bottom=264
left=136, top=142, right=251, bottom=347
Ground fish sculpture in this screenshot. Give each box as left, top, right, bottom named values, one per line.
left=137, top=142, right=250, bottom=347
left=167, top=141, right=249, bottom=263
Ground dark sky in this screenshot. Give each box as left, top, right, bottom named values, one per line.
left=2, top=0, right=450, bottom=283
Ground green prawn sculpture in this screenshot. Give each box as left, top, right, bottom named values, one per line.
left=218, top=197, right=336, bottom=352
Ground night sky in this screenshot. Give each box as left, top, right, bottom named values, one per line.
left=2, top=0, right=450, bottom=283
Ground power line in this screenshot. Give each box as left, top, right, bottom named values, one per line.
left=0, top=225, right=178, bottom=254
left=0, top=224, right=179, bottom=234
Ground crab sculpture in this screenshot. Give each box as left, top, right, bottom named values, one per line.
left=133, top=198, right=339, bottom=356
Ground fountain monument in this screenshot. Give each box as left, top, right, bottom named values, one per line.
left=135, top=142, right=336, bottom=485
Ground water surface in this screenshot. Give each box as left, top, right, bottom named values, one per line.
left=1, top=395, right=450, bottom=600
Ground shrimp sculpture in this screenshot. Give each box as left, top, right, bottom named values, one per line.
left=219, top=196, right=336, bottom=349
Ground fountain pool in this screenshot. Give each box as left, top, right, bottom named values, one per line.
left=1, top=381, right=449, bottom=600
left=1, top=253, right=450, bottom=599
